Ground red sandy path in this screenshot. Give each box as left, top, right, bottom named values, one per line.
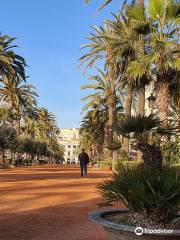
left=0, top=166, right=111, bottom=240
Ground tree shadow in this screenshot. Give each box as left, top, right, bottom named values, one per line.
left=0, top=198, right=108, bottom=240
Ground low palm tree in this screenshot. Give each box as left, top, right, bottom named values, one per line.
left=117, top=114, right=172, bottom=170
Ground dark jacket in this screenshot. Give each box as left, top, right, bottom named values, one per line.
left=78, top=152, right=89, bottom=166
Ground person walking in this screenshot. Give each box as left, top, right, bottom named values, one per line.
left=78, top=149, right=89, bottom=177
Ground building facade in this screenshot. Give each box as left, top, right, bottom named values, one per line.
left=58, top=128, right=80, bottom=163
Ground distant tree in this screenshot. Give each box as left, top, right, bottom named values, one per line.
left=0, top=125, right=17, bottom=166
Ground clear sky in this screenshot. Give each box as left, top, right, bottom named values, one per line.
left=0, top=0, right=122, bottom=128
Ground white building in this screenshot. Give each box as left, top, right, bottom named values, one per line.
left=58, top=128, right=80, bottom=163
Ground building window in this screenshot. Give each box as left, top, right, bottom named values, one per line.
left=73, top=145, right=76, bottom=148
left=68, top=151, right=71, bottom=156
left=68, top=145, right=71, bottom=148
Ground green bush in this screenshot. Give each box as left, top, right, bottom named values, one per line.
left=121, top=161, right=141, bottom=168
left=97, top=160, right=112, bottom=168
left=117, top=149, right=130, bottom=162
left=161, top=140, right=180, bottom=164
left=98, top=165, right=180, bottom=224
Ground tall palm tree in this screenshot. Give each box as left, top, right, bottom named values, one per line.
left=80, top=14, right=139, bottom=153
left=0, top=76, right=38, bottom=133
left=80, top=107, right=108, bottom=160
left=80, top=24, right=119, bottom=145
left=22, top=117, right=38, bottom=138
left=127, top=0, right=180, bottom=127
left=37, top=108, right=60, bottom=142
left=81, top=69, right=110, bottom=111
left=0, top=34, right=26, bottom=80
left=136, top=0, right=145, bottom=117
left=81, top=69, right=124, bottom=147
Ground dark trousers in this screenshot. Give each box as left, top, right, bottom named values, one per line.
left=80, top=164, right=87, bottom=177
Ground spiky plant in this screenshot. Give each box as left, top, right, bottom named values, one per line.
left=116, top=114, right=172, bottom=170
left=98, top=165, right=180, bottom=225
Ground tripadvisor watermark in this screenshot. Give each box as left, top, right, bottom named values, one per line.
left=135, top=227, right=174, bottom=236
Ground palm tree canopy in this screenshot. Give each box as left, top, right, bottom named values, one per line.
left=0, top=34, right=26, bottom=80
left=127, top=0, right=180, bottom=79
left=0, top=76, right=38, bottom=116
left=116, top=114, right=174, bottom=139
left=117, top=114, right=161, bottom=136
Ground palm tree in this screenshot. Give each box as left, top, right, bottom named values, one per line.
left=100, top=16, right=139, bottom=153
left=84, top=0, right=146, bottom=116
left=81, top=68, right=123, bottom=142
left=37, top=108, right=60, bottom=142
left=0, top=34, right=26, bottom=80
left=135, top=0, right=146, bottom=116
left=80, top=24, right=119, bottom=146
left=117, top=114, right=172, bottom=170
left=22, top=117, right=38, bottom=138
left=80, top=107, right=108, bottom=160
left=81, top=69, right=110, bottom=111
left=0, top=76, right=38, bottom=133
left=127, top=0, right=180, bottom=127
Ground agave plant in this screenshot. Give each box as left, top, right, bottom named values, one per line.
left=116, top=114, right=173, bottom=170
left=98, top=165, right=180, bottom=226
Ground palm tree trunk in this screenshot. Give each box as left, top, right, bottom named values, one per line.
left=137, top=140, right=163, bottom=170
left=16, top=110, right=21, bottom=135
left=108, top=95, right=117, bottom=141
left=137, top=86, right=145, bottom=161
left=2, top=149, right=6, bottom=167
left=156, top=81, right=169, bottom=127
left=107, top=84, right=117, bottom=159
left=137, top=0, right=145, bottom=116
left=123, top=82, right=132, bottom=155
left=136, top=0, right=145, bottom=161
left=137, top=87, right=145, bottom=115
left=138, top=0, right=144, bottom=6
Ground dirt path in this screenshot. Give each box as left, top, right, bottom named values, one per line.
left=0, top=166, right=111, bottom=240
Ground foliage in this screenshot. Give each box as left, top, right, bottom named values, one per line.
left=98, top=165, right=180, bottom=224
left=116, top=114, right=174, bottom=169
left=127, top=0, right=180, bottom=125
left=0, top=125, right=17, bottom=152
left=17, top=137, right=64, bottom=161
left=0, top=34, right=26, bottom=80
left=105, top=136, right=122, bottom=151
left=0, top=33, right=62, bottom=165
left=161, top=139, right=180, bottom=164
left=80, top=107, right=108, bottom=155
left=0, top=124, right=17, bottom=166
left=117, top=114, right=162, bottom=139
left=117, top=149, right=129, bottom=162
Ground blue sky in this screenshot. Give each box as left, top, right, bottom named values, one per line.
left=0, top=0, right=122, bottom=128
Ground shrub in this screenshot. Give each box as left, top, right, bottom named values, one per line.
left=98, top=165, right=180, bottom=224
left=117, top=149, right=129, bottom=162
left=121, top=161, right=141, bottom=168
left=0, top=125, right=17, bottom=166
left=161, top=140, right=180, bottom=164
